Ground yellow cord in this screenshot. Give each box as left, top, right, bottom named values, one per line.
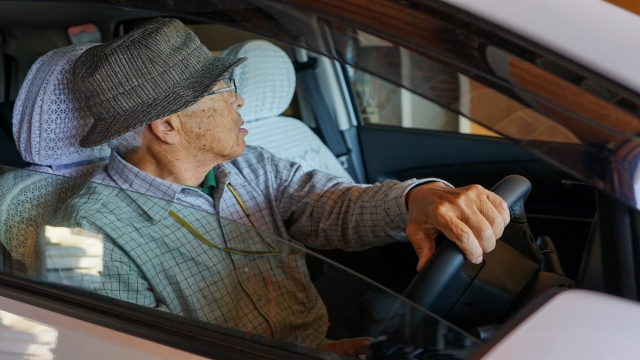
left=168, top=183, right=281, bottom=256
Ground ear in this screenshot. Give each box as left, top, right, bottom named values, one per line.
left=148, top=115, right=181, bottom=145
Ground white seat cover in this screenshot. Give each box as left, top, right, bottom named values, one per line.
left=13, top=43, right=109, bottom=178
left=0, top=170, right=83, bottom=272
left=223, top=40, right=351, bottom=179
left=0, top=44, right=107, bottom=272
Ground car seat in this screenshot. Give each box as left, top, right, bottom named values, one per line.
left=221, top=40, right=377, bottom=328
left=0, top=44, right=109, bottom=274
left=222, top=40, right=351, bottom=179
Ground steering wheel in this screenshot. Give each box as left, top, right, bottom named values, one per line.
left=366, top=175, right=573, bottom=358
left=402, top=174, right=536, bottom=318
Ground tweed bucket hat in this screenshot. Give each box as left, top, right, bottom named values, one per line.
left=73, top=18, right=246, bottom=147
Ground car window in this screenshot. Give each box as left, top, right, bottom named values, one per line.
left=348, top=64, right=500, bottom=137
left=0, top=166, right=480, bottom=358
left=344, top=39, right=584, bottom=144
left=335, top=24, right=640, bottom=143
left=321, top=22, right=640, bottom=209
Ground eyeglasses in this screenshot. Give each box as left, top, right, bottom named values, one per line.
left=206, top=78, right=238, bottom=100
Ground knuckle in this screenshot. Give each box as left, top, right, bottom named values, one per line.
left=455, top=228, right=472, bottom=245
left=497, top=198, right=509, bottom=212
left=452, top=194, right=466, bottom=206
left=488, top=191, right=505, bottom=204
left=489, top=214, right=504, bottom=229
left=481, top=228, right=495, bottom=241
left=469, top=184, right=483, bottom=192
left=432, top=203, right=448, bottom=216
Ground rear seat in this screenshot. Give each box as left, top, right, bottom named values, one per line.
left=222, top=40, right=351, bottom=179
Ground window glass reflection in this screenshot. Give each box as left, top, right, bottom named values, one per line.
left=342, top=31, right=584, bottom=144
left=0, top=167, right=479, bottom=358
left=43, top=226, right=103, bottom=289
left=348, top=65, right=499, bottom=137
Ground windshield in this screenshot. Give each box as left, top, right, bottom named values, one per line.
left=0, top=166, right=479, bottom=359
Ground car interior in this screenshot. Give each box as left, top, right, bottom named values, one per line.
left=0, top=1, right=623, bottom=358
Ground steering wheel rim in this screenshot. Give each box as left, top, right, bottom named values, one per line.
left=402, top=175, right=533, bottom=311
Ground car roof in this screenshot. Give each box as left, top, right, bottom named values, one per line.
left=441, top=0, right=640, bottom=95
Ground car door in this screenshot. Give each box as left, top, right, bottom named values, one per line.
left=297, top=43, right=595, bottom=287
left=345, top=62, right=595, bottom=281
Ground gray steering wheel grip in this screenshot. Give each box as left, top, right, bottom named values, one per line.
left=402, top=175, right=532, bottom=310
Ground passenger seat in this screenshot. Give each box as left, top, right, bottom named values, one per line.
left=222, top=40, right=351, bottom=179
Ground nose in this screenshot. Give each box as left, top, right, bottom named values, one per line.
left=235, top=93, right=244, bottom=109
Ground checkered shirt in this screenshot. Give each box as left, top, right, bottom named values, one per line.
left=50, top=147, right=443, bottom=347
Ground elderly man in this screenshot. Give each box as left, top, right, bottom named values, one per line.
left=51, top=18, right=509, bottom=356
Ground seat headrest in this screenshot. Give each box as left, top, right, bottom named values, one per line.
left=13, top=44, right=110, bottom=169
left=222, top=40, right=295, bottom=122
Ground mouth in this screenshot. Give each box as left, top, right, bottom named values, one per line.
left=237, top=117, right=247, bottom=135
left=239, top=122, right=248, bottom=135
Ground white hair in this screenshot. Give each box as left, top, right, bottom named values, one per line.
left=107, top=126, right=145, bottom=156
left=107, top=102, right=202, bottom=156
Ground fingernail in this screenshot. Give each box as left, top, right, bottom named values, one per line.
left=471, top=256, right=483, bottom=264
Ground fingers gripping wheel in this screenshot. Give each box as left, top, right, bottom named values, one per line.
left=367, top=176, right=552, bottom=358
left=403, top=175, right=535, bottom=314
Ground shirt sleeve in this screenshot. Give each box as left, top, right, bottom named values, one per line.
left=270, top=154, right=451, bottom=251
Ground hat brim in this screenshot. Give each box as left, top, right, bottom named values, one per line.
left=79, top=56, right=246, bottom=148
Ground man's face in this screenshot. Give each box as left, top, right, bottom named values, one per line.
left=178, top=80, right=247, bottom=162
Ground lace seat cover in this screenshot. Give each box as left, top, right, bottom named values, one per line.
left=0, top=170, right=83, bottom=272
left=13, top=43, right=109, bottom=170
left=0, top=44, right=108, bottom=274
left=222, top=40, right=351, bottom=179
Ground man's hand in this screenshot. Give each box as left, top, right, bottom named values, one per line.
left=318, top=337, right=372, bottom=358
left=406, top=182, right=510, bottom=270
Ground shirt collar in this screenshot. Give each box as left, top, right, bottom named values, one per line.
left=191, top=168, right=217, bottom=198
left=106, top=150, right=187, bottom=222
left=105, top=150, right=237, bottom=223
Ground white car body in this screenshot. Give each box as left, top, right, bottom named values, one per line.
left=442, top=0, right=640, bottom=94
left=0, top=295, right=206, bottom=359
left=483, top=290, right=640, bottom=359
